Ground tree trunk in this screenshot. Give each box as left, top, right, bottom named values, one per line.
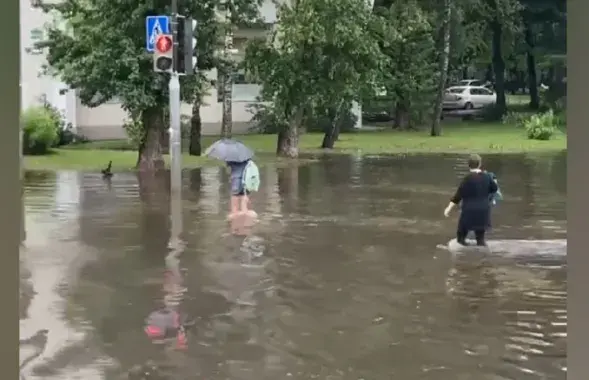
left=394, top=100, right=410, bottom=129
left=220, top=70, right=233, bottom=138
left=277, top=110, right=302, bottom=158
left=189, top=97, right=202, bottom=156
left=489, top=1, right=506, bottom=118
left=321, top=103, right=343, bottom=149
left=137, top=108, right=166, bottom=172
left=430, top=0, right=451, bottom=137
left=524, top=20, right=539, bottom=110
left=220, top=27, right=234, bottom=139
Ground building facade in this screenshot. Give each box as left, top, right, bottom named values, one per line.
left=20, top=0, right=279, bottom=140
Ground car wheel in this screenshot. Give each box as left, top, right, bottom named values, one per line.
left=464, top=102, right=473, bottom=110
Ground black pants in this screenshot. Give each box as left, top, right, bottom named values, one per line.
left=456, top=228, right=486, bottom=246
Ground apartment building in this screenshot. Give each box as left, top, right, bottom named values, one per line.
left=20, top=0, right=279, bottom=140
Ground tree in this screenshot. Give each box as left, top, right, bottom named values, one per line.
left=36, top=0, right=261, bottom=168
left=430, top=0, right=452, bottom=136
left=373, top=0, right=437, bottom=129
left=245, top=0, right=387, bottom=155
left=519, top=0, right=566, bottom=109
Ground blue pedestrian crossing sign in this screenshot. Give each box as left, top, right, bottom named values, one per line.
left=145, top=15, right=170, bottom=52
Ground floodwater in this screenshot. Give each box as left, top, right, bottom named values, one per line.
left=19, top=152, right=567, bottom=380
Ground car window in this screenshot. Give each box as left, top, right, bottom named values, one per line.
left=481, top=88, right=494, bottom=95
left=447, top=87, right=466, bottom=94
left=469, top=88, right=482, bottom=95
left=470, top=80, right=483, bottom=86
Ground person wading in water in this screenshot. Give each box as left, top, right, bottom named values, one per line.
left=444, top=154, right=498, bottom=246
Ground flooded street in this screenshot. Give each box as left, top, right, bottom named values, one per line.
left=19, top=152, right=567, bottom=380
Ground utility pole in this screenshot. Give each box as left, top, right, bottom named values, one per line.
left=169, top=0, right=182, bottom=194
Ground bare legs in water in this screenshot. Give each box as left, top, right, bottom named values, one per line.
left=229, top=194, right=256, bottom=220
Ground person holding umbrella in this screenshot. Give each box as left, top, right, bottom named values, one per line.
left=205, top=139, right=261, bottom=219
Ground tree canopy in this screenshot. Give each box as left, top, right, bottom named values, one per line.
left=36, top=0, right=261, bottom=170
left=244, top=0, right=388, bottom=155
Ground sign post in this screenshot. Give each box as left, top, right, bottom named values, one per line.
left=145, top=11, right=184, bottom=247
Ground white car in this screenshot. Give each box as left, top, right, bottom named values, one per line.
left=443, top=86, right=497, bottom=110
left=457, top=79, right=486, bottom=87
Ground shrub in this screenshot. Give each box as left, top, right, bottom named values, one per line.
left=524, top=110, right=557, bottom=141
left=501, top=111, right=535, bottom=128
left=122, top=115, right=146, bottom=149
left=22, top=106, right=59, bottom=155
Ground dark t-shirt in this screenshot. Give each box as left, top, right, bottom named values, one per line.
left=451, top=171, right=498, bottom=210
left=227, top=160, right=249, bottom=180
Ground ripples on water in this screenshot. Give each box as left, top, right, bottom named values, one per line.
left=19, top=153, right=566, bottom=380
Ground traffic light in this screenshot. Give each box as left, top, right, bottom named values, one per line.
left=153, top=34, right=174, bottom=73
left=176, top=16, right=198, bottom=75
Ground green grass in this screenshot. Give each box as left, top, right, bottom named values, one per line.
left=24, top=122, right=566, bottom=171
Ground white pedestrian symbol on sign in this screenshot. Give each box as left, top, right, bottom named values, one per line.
left=149, top=19, right=164, bottom=47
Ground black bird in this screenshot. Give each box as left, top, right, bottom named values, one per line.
left=102, top=161, right=113, bottom=178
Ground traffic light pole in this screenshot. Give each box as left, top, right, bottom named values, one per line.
left=169, top=0, right=182, bottom=194
left=168, top=0, right=183, bottom=249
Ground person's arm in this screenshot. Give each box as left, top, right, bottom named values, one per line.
left=444, top=178, right=465, bottom=217
left=489, top=176, right=498, bottom=194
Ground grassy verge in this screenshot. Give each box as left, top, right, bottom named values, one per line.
left=24, top=122, right=566, bottom=171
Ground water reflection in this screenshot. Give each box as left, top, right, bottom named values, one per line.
left=20, top=153, right=566, bottom=380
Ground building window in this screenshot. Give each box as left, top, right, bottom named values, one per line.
left=28, top=28, right=44, bottom=55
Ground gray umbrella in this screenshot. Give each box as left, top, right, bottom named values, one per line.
left=204, top=138, right=254, bottom=163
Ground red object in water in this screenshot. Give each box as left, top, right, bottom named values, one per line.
left=176, top=329, right=187, bottom=350
left=145, top=325, right=163, bottom=338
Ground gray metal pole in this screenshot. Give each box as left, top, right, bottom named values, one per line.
left=168, top=0, right=183, bottom=249
left=169, top=0, right=182, bottom=193
left=169, top=75, right=182, bottom=193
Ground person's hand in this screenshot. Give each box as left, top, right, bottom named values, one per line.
left=444, top=206, right=452, bottom=217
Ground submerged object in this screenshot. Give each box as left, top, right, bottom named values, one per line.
left=144, top=308, right=187, bottom=349
left=446, top=238, right=566, bottom=259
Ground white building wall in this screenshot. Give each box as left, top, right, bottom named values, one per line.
left=20, top=0, right=72, bottom=126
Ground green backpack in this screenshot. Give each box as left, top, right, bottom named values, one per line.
left=242, top=160, right=261, bottom=192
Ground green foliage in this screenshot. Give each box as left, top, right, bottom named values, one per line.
left=524, top=110, right=557, bottom=140
left=306, top=106, right=358, bottom=134
left=249, top=100, right=358, bottom=135
left=37, top=96, right=77, bottom=146
left=122, top=113, right=145, bottom=149
left=372, top=0, right=437, bottom=125
left=539, top=83, right=566, bottom=112
left=22, top=106, right=59, bottom=155
left=247, top=102, right=289, bottom=134
left=244, top=0, right=387, bottom=136
left=34, top=0, right=262, bottom=160
left=501, top=110, right=535, bottom=126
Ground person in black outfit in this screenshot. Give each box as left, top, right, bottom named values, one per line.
left=444, top=154, right=498, bottom=246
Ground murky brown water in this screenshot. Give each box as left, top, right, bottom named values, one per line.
left=19, top=152, right=567, bottom=380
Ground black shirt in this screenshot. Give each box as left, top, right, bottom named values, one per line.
left=451, top=171, right=498, bottom=210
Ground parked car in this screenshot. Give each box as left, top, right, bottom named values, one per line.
left=457, top=79, right=486, bottom=87
left=442, top=86, right=497, bottom=110
left=455, top=79, right=494, bottom=91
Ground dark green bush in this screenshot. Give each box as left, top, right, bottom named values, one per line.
left=22, top=106, right=59, bottom=155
